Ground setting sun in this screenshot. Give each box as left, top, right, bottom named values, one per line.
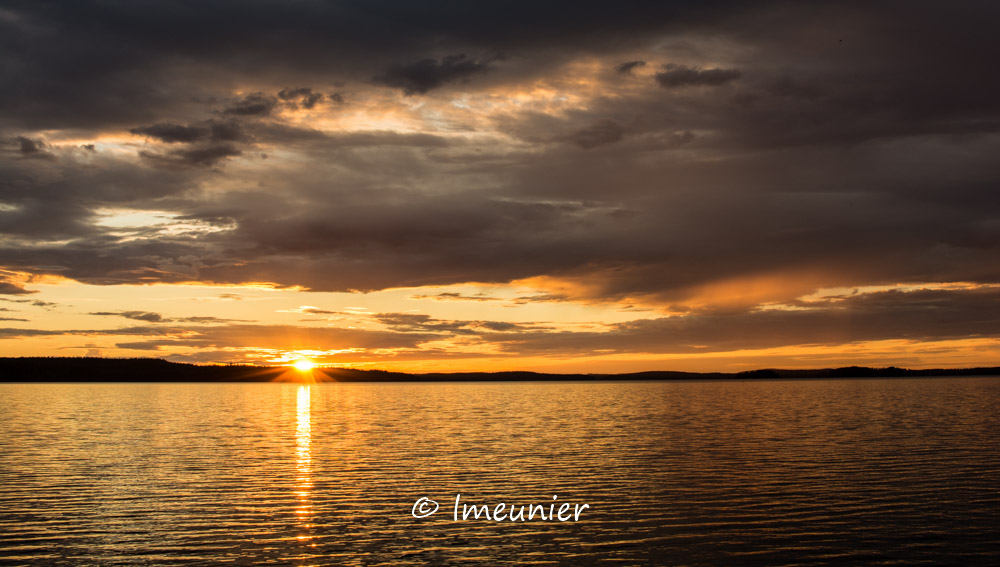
left=293, top=360, right=315, bottom=372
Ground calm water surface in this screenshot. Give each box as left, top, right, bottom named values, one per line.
left=2, top=378, right=999, bottom=565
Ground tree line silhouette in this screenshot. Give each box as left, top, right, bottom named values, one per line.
left=0, top=357, right=997, bottom=382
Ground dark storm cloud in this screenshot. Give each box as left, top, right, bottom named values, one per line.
left=9, top=136, right=55, bottom=161
left=653, top=64, right=741, bottom=88
left=207, top=120, right=246, bottom=142
left=2, top=0, right=995, bottom=137
left=175, top=143, right=244, bottom=166
left=14, top=136, right=47, bottom=157
left=130, top=120, right=246, bottom=144
left=374, top=54, right=498, bottom=95
left=762, top=76, right=825, bottom=101
left=252, top=125, right=449, bottom=148
left=141, top=143, right=243, bottom=168
left=222, top=92, right=278, bottom=116
left=1, top=0, right=999, bottom=331
left=615, top=60, right=646, bottom=74
left=130, top=123, right=207, bottom=143
left=567, top=120, right=626, bottom=149
left=4, top=0, right=721, bottom=129
left=0, top=148, right=203, bottom=239
left=277, top=87, right=325, bottom=109
left=180, top=195, right=630, bottom=292
left=0, top=236, right=211, bottom=285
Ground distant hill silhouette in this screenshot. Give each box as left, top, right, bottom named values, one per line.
left=0, top=357, right=997, bottom=382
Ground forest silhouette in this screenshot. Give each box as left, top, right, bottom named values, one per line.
left=1, top=357, right=997, bottom=382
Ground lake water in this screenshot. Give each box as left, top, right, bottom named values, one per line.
left=2, top=378, right=999, bottom=565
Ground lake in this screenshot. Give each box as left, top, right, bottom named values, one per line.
left=2, top=378, right=999, bottom=565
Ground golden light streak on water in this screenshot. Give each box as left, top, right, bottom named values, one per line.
left=1, top=379, right=999, bottom=564
left=295, top=386, right=313, bottom=542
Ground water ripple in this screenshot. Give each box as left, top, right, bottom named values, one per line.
left=2, top=378, right=1000, bottom=565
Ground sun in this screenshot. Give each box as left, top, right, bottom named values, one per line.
left=293, top=359, right=315, bottom=372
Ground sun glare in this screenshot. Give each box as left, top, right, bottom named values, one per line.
left=293, top=360, right=315, bottom=372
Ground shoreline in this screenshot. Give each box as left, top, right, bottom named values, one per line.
left=1, top=357, right=998, bottom=383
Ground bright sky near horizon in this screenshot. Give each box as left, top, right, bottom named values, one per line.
left=2, top=2, right=999, bottom=371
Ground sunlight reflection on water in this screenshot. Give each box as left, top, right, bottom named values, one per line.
left=1, top=378, right=999, bottom=565
left=295, top=385, right=313, bottom=540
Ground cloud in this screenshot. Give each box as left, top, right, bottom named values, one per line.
left=277, top=87, right=325, bottom=109
left=223, top=93, right=278, bottom=116
left=83, top=343, right=103, bottom=357
left=7, top=286, right=996, bottom=362
left=567, top=120, right=626, bottom=149
left=375, top=312, right=475, bottom=334
left=118, top=323, right=437, bottom=351
left=654, top=64, right=741, bottom=88
left=615, top=60, right=646, bottom=74
left=409, top=292, right=503, bottom=302
left=207, top=120, right=246, bottom=142
left=0, top=322, right=439, bottom=353
left=131, top=123, right=208, bottom=143
left=90, top=311, right=166, bottom=322
left=0, top=280, right=35, bottom=295
left=15, top=136, right=43, bottom=154
left=373, top=312, right=537, bottom=335
left=0, top=0, right=999, bottom=343
left=2, top=2, right=721, bottom=130
left=176, top=316, right=253, bottom=323
left=474, top=286, right=1000, bottom=356
left=141, top=143, right=243, bottom=167
left=374, top=54, right=498, bottom=94
left=86, top=311, right=252, bottom=324
left=12, top=136, right=54, bottom=160
left=0, top=328, right=66, bottom=338
left=130, top=119, right=246, bottom=143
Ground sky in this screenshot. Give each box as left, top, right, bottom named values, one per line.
left=1, top=1, right=999, bottom=372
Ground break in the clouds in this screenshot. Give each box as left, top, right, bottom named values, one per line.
left=2, top=1, right=999, bottom=369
